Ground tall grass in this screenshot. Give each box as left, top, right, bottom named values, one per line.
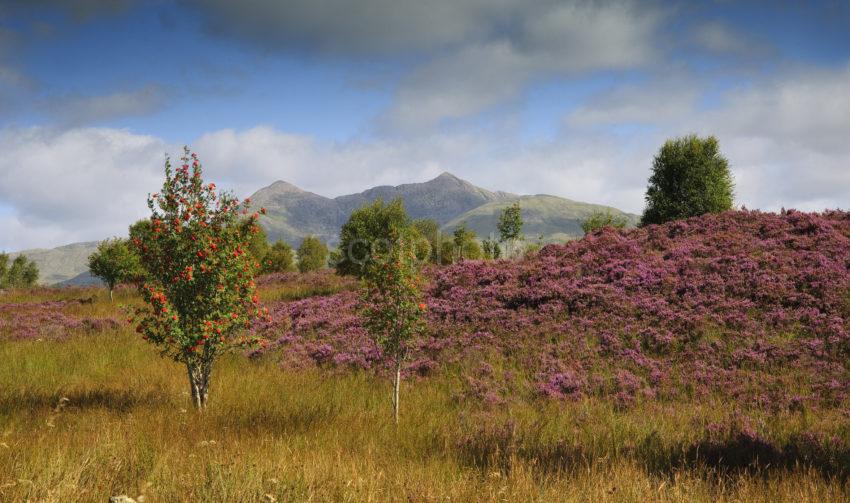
left=1, top=286, right=849, bottom=501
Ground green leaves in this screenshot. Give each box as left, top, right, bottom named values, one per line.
left=359, top=228, right=425, bottom=362
left=297, top=236, right=329, bottom=273
left=128, top=147, right=267, bottom=364
left=88, top=238, right=143, bottom=292
left=641, top=135, right=735, bottom=226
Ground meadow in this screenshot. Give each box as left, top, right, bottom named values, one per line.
left=2, top=210, right=850, bottom=501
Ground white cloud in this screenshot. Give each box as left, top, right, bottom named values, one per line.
left=0, top=127, right=168, bottom=250
left=564, top=63, right=850, bottom=212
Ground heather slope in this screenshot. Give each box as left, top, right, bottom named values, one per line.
left=253, top=210, right=850, bottom=411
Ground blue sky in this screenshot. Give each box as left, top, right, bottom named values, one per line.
left=1, top=0, right=849, bottom=250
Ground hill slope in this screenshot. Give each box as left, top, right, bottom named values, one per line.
left=10, top=242, right=99, bottom=285
left=441, top=194, right=639, bottom=243
left=253, top=209, right=850, bottom=410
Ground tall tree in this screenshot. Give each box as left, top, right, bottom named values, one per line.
left=297, top=236, right=329, bottom=273
left=88, top=238, right=143, bottom=301
left=128, top=148, right=266, bottom=409
left=641, top=134, right=734, bottom=226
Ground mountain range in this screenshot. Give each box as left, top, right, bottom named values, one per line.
left=13, top=173, right=637, bottom=285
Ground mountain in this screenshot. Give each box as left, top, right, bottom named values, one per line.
left=441, top=194, right=640, bottom=243
left=15, top=172, right=637, bottom=285
left=251, top=172, right=516, bottom=247
left=10, top=241, right=99, bottom=285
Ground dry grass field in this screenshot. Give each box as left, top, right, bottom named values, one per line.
left=1, top=281, right=849, bottom=502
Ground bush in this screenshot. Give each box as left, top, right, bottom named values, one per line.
left=298, top=236, right=329, bottom=273
left=262, top=240, right=295, bottom=274
left=582, top=210, right=630, bottom=235
left=641, top=134, right=734, bottom=226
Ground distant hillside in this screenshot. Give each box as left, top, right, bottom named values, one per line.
left=10, top=241, right=99, bottom=285
left=14, top=172, right=636, bottom=285
left=251, top=172, right=516, bottom=246
left=442, top=194, right=639, bottom=243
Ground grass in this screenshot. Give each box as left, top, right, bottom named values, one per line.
left=1, top=290, right=849, bottom=501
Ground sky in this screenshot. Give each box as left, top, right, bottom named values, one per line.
left=0, top=0, right=849, bottom=251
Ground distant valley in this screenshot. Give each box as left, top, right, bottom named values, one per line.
left=12, top=173, right=637, bottom=285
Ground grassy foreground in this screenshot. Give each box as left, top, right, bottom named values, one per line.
left=0, top=286, right=849, bottom=501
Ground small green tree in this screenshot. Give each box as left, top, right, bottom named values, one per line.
left=297, top=235, right=329, bottom=273
left=452, top=223, right=477, bottom=261
left=0, top=253, right=38, bottom=288
left=262, top=240, right=295, bottom=273
left=581, top=210, right=630, bottom=235
left=336, top=198, right=410, bottom=277
left=360, top=227, right=426, bottom=424
left=88, top=238, right=143, bottom=301
left=128, top=148, right=265, bottom=409
left=641, top=134, right=734, bottom=226
left=497, top=202, right=523, bottom=256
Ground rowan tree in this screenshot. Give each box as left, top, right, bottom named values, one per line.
left=128, top=148, right=268, bottom=409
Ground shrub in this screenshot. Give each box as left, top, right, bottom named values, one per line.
left=581, top=210, right=630, bottom=235
left=262, top=240, right=295, bottom=274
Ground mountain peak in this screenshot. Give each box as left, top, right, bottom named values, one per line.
left=435, top=171, right=460, bottom=181
left=262, top=180, right=307, bottom=194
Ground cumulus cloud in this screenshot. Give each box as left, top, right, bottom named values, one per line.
left=0, top=127, right=168, bottom=250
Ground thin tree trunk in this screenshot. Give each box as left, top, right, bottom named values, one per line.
left=187, top=360, right=212, bottom=410
left=109, top=288, right=114, bottom=303
left=392, top=359, right=401, bottom=425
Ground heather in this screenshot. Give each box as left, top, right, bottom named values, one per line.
left=251, top=210, right=850, bottom=412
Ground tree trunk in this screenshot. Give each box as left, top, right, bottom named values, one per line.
left=187, top=360, right=212, bottom=409
left=392, top=359, right=401, bottom=425
left=109, top=288, right=114, bottom=303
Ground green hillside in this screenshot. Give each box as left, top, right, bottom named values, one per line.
left=441, top=194, right=639, bottom=243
